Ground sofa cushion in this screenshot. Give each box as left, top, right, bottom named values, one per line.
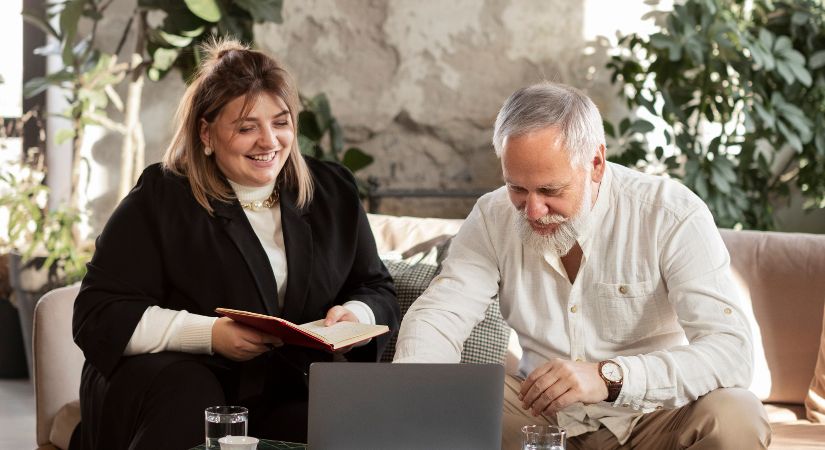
left=720, top=229, right=825, bottom=405
left=379, top=248, right=510, bottom=364
left=769, top=421, right=825, bottom=449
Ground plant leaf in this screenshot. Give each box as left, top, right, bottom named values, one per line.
left=809, top=50, right=825, bottom=70
left=55, top=128, right=76, bottom=145
left=59, top=0, right=86, bottom=66
left=603, top=120, right=615, bottom=138
left=157, top=30, right=193, bottom=47
left=184, top=0, right=221, bottom=23
left=298, top=111, right=323, bottom=141
left=341, top=148, right=374, bottom=173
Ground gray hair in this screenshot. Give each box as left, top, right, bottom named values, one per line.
left=492, top=82, right=605, bottom=168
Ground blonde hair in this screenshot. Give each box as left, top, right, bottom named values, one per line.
left=162, top=38, right=313, bottom=213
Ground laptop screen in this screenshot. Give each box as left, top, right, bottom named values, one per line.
left=308, top=363, right=504, bottom=450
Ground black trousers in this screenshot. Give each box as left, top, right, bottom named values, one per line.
left=78, top=351, right=317, bottom=450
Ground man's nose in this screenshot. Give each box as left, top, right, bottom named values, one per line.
left=524, top=193, right=548, bottom=221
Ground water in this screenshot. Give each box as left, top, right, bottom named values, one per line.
left=523, top=445, right=565, bottom=450
left=205, top=407, right=248, bottom=448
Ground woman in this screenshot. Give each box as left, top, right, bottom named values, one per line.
left=72, top=39, right=399, bottom=449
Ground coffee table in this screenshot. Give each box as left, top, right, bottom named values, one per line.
left=190, top=439, right=306, bottom=449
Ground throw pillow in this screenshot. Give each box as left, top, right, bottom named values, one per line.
left=379, top=246, right=511, bottom=365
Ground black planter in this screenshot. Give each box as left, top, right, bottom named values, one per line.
left=0, top=298, right=28, bottom=378
left=8, top=253, right=65, bottom=378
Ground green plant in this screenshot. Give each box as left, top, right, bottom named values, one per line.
left=606, top=0, right=825, bottom=230
left=23, top=0, right=286, bottom=202
left=298, top=93, right=375, bottom=196
left=0, top=162, right=89, bottom=284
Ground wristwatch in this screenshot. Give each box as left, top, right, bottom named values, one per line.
left=598, top=360, right=624, bottom=402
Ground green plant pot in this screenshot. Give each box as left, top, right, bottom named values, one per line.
left=8, top=252, right=65, bottom=378
left=0, top=298, right=28, bottom=378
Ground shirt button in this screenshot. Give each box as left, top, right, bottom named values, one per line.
left=618, top=285, right=628, bottom=294
left=570, top=305, right=578, bottom=313
left=622, top=403, right=630, bottom=408
left=724, top=308, right=732, bottom=315
left=575, top=358, right=583, bottom=362
left=656, top=406, right=663, bottom=410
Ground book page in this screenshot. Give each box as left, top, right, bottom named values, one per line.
left=298, top=320, right=381, bottom=345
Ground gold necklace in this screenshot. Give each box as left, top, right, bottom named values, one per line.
left=239, top=190, right=280, bottom=211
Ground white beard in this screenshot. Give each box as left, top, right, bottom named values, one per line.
left=515, top=180, right=593, bottom=257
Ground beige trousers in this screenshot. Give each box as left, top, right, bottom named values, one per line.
left=502, top=375, right=771, bottom=450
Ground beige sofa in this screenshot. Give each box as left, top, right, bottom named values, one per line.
left=33, top=214, right=825, bottom=449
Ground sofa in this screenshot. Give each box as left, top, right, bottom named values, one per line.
left=33, top=213, right=825, bottom=449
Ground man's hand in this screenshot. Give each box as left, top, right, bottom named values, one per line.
left=519, top=359, right=608, bottom=417
left=211, top=317, right=283, bottom=361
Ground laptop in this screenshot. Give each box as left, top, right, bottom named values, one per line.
left=308, top=363, right=504, bottom=450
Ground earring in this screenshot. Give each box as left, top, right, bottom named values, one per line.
left=204, top=146, right=213, bottom=156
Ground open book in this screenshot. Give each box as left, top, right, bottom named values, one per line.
left=215, top=308, right=390, bottom=351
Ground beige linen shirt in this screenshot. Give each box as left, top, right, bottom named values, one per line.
left=393, top=162, right=753, bottom=444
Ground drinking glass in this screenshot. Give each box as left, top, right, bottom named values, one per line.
left=522, top=424, right=566, bottom=450
left=205, top=406, right=248, bottom=448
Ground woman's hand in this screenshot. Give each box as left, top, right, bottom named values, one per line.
left=324, top=306, right=359, bottom=354
left=211, top=317, right=283, bottom=361
left=323, top=305, right=359, bottom=326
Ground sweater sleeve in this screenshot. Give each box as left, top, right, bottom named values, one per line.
left=124, top=306, right=217, bottom=355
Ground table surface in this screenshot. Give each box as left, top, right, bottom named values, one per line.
left=191, top=439, right=306, bottom=449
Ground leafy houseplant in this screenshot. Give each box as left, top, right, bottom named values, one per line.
left=23, top=0, right=287, bottom=202
left=0, top=112, right=90, bottom=376
left=298, top=93, right=375, bottom=197
left=606, top=0, right=825, bottom=230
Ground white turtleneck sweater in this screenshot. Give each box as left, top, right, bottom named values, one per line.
left=123, top=180, right=376, bottom=356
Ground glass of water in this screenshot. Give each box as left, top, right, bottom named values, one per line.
left=205, top=406, right=248, bottom=448
left=522, top=424, right=566, bottom=450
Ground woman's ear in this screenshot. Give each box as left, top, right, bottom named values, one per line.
left=199, top=118, right=211, bottom=149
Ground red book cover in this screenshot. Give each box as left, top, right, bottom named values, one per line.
left=215, top=308, right=389, bottom=351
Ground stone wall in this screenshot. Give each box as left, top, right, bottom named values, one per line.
left=107, top=0, right=631, bottom=221
left=252, top=0, right=623, bottom=218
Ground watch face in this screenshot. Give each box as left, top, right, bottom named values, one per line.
left=601, top=362, right=622, bottom=382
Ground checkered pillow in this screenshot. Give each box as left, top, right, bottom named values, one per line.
left=380, top=246, right=511, bottom=364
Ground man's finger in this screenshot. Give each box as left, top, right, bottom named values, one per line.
left=530, top=379, right=571, bottom=416
left=543, top=389, right=578, bottom=416
left=521, top=371, right=559, bottom=408
left=520, top=362, right=555, bottom=399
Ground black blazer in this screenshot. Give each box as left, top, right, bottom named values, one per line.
left=73, top=158, right=399, bottom=378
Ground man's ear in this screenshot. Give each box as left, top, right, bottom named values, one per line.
left=591, top=144, right=607, bottom=183
left=199, top=118, right=211, bottom=149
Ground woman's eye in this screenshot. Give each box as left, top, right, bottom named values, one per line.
left=239, top=127, right=255, bottom=133
left=273, top=121, right=289, bottom=127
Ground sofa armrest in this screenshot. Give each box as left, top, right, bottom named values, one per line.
left=33, top=284, right=83, bottom=448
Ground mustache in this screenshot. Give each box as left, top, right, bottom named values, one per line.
left=519, top=209, right=567, bottom=225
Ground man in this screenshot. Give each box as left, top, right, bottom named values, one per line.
left=393, top=82, right=771, bottom=449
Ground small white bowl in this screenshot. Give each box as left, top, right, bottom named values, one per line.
left=218, top=435, right=259, bottom=450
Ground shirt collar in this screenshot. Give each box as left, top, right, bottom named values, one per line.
left=577, top=162, right=613, bottom=259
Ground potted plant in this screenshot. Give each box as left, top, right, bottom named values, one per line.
left=606, top=0, right=825, bottom=230
left=0, top=110, right=90, bottom=375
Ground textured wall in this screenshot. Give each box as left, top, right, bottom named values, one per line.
left=94, top=0, right=631, bottom=222
left=250, top=0, right=625, bottom=217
